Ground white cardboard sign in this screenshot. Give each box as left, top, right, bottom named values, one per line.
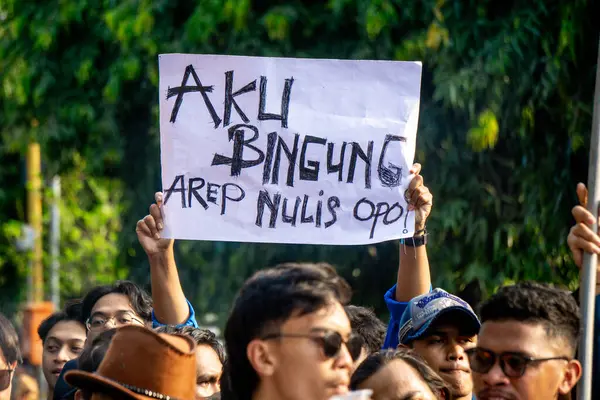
left=159, top=54, right=422, bottom=245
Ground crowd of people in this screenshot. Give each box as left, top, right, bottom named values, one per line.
left=0, top=164, right=597, bottom=400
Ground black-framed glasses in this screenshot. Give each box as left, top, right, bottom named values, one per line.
left=86, top=311, right=144, bottom=332
left=466, top=348, right=570, bottom=378
left=0, top=369, right=14, bottom=391
left=261, top=330, right=364, bottom=361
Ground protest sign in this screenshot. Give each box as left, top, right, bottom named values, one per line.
left=159, top=54, right=422, bottom=245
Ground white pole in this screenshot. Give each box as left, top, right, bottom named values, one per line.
left=577, top=38, right=600, bottom=400
left=50, top=176, right=60, bottom=309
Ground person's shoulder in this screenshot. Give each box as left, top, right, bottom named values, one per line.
left=63, top=358, right=78, bottom=371
left=384, top=285, right=410, bottom=318
left=53, top=359, right=79, bottom=400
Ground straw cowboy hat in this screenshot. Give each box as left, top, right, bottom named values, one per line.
left=65, top=325, right=196, bottom=400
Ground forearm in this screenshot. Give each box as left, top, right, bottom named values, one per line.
left=149, top=245, right=190, bottom=324
left=394, top=165, right=432, bottom=302
left=395, top=242, right=431, bottom=302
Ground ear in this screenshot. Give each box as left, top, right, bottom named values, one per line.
left=440, top=387, right=451, bottom=400
left=75, top=390, right=83, bottom=400
left=7, top=362, right=16, bottom=385
left=397, top=343, right=411, bottom=350
left=247, top=339, right=277, bottom=378
left=558, top=359, right=582, bottom=395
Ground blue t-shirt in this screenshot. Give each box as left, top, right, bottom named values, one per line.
left=53, top=300, right=198, bottom=400
left=382, top=284, right=409, bottom=349
left=152, top=299, right=199, bottom=329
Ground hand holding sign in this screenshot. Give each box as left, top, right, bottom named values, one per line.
left=136, top=192, right=174, bottom=256
left=406, top=163, right=432, bottom=232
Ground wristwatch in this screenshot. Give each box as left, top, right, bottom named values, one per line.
left=400, top=234, right=427, bottom=247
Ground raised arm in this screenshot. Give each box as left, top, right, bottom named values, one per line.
left=566, top=183, right=600, bottom=398
left=394, top=163, right=432, bottom=301
left=382, top=163, right=433, bottom=349
left=136, top=192, right=190, bottom=325
left=567, top=183, right=600, bottom=282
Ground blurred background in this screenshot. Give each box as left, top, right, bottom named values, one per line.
left=0, top=0, right=597, bottom=330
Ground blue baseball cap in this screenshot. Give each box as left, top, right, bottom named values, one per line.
left=398, top=288, right=480, bottom=345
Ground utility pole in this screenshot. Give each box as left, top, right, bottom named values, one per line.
left=26, top=143, right=43, bottom=302
left=578, top=38, right=600, bottom=400
left=24, top=143, right=53, bottom=400
left=50, top=176, right=61, bottom=309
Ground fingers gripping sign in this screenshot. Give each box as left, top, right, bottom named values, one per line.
left=136, top=192, right=174, bottom=257
left=405, top=163, right=432, bottom=232
left=353, top=163, right=432, bottom=238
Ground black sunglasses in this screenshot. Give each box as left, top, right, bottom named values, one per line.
left=0, top=369, right=13, bottom=391
left=466, top=348, right=570, bottom=378
left=261, top=330, right=364, bottom=361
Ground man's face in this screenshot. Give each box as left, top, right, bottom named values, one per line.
left=356, top=358, right=439, bottom=400
left=87, top=293, right=145, bottom=342
left=42, top=320, right=86, bottom=390
left=0, top=349, right=16, bottom=400
left=260, top=301, right=354, bottom=400
left=473, top=321, right=578, bottom=400
left=411, top=324, right=476, bottom=398
left=195, top=344, right=222, bottom=399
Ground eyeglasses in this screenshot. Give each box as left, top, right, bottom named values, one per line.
left=261, top=330, right=364, bottom=361
left=86, top=311, right=144, bottom=331
left=466, top=348, right=570, bottom=378
left=0, top=369, right=14, bottom=391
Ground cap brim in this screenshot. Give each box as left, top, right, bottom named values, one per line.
left=406, top=306, right=480, bottom=342
left=65, top=370, right=146, bottom=400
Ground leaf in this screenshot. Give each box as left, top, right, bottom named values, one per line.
left=76, top=59, right=94, bottom=84
left=262, top=6, right=297, bottom=42
left=426, top=23, right=449, bottom=50
left=467, top=109, right=499, bottom=151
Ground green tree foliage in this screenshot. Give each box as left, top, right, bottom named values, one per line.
left=0, top=0, right=597, bottom=322
left=49, top=155, right=126, bottom=299
left=0, top=153, right=124, bottom=314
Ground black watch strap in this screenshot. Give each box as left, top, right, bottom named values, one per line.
left=400, top=234, right=427, bottom=247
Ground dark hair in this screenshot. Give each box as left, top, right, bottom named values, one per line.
left=78, top=328, right=117, bottom=373
left=0, top=312, right=21, bottom=366
left=76, top=328, right=117, bottom=400
left=38, top=301, right=84, bottom=343
left=221, top=263, right=351, bottom=400
left=480, top=281, right=581, bottom=355
left=155, top=326, right=225, bottom=364
left=344, top=305, right=386, bottom=355
left=81, top=281, right=152, bottom=323
left=350, top=349, right=450, bottom=400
